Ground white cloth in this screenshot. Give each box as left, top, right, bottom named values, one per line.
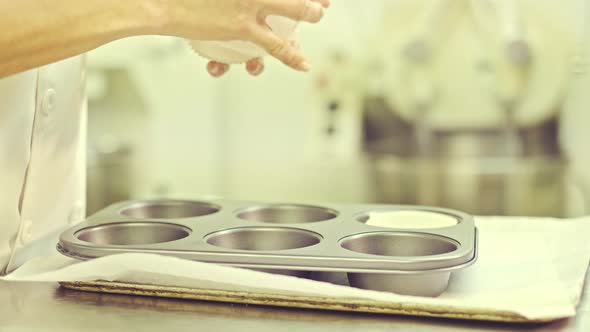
left=3, top=216, right=590, bottom=322
left=0, top=57, right=87, bottom=274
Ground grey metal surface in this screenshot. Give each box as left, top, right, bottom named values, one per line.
left=0, top=279, right=588, bottom=332
left=58, top=200, right=477, bottom=296
left=348, top=270, right=451, bottom=297
left=76, top=222, right=191, bottom=245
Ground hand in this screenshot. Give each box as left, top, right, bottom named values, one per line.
left=207, top=58, right=264, bottom=77
left=160, top=0, right=331, bottom=72
left=206, top=39, right=300, bottom=77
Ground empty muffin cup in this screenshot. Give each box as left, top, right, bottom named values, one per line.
left=340, top=232, right=459, bottom=257
left=206, top=227, right=321, bottom=277
left=206, top=227, right=322, bottom=251
left=341, top=232, right=460, bottom=296
left=120, top=200, right=220, bottom=219
left=76, top=222, right=191, bottom=245
left=236, top=204, right=338, bottom=224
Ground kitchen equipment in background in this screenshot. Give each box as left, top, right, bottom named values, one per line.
left=57, top=199, right=477, bottom=297
left=357, top=0, right=580, bottom=217
left=363, top=97, right=566, bottom=217
left=363, top=91, right=578, bottom=219
left=86, top=68, right=149, bottom=214
left=396, top=0, right=459, bottom=158
left=87, top=138, right=134, bottom=215
left=380, top=0, right=574, bottom=130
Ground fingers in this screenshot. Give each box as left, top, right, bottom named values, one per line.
left=246, top=58, right=265, bottom=76
left=312, top=0, right=331, bottom=8
left=208, top=36, right=305, bottom=75
left=311, top=0, right=331, bottom=9
left=207, top=59, right=265, bottom=77
left=262, top=0, right=327, bottom=23
left=207, top=61, right=230, bottom=77
left=250, top=26, right=309, bottom=71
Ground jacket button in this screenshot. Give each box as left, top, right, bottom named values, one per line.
left=41, top=88, right=57, bottom=116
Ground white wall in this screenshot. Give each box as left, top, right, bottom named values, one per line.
left=87, top=36, right=226, bottom=199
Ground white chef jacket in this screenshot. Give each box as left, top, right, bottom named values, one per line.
left=0, top=56, right=87, bottom=274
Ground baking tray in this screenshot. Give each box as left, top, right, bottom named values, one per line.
left=57, top=199, right=477, bottom=297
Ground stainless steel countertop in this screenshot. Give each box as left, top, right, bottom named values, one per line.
left=1, top=279, right=589, bottom=332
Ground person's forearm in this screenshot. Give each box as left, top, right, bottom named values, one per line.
left=0, top=0, right=161, bottom=78
left=0, top=0, right=330, bottom=78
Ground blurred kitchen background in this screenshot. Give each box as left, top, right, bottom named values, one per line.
left=85, top=0, right=590, bottom=218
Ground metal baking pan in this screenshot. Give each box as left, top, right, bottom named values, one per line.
left=57, top=199, right=478, bottom=297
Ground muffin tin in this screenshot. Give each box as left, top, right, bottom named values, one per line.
left=57, top=199, right=478, bottom=297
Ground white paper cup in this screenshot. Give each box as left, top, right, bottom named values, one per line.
left=189, top=16, right=298, bottom=64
